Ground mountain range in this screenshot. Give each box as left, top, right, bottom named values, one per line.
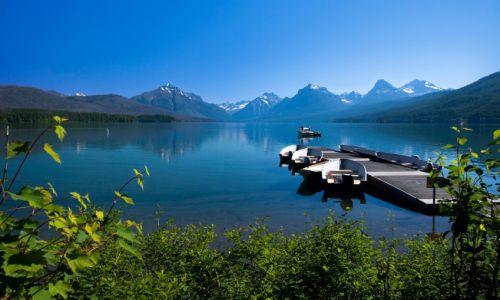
left=130, top=83, right=230, bottom=121
left=0, top=71, right=498, bottom=123
left=335, top=71, right=500, bottom=123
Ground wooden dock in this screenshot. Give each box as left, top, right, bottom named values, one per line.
left=280, top=144, right=500, bottom=215
left=354, top=157, right=449, bottom=211
left=282, top=146, right=451, bottom=213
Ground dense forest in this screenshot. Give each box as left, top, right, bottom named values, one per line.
left=0, top=109, right=175, bottom=124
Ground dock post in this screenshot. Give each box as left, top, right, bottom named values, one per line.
left=433, top=186, right=436, bottom=206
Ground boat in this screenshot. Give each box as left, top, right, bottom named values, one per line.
left=339, top=144, right=378, bottom=159
left=299, top=160, right=331, bottom=179
left=321, top=159, right=367, bottom=187
left=376, top=151, right=434, bottom=171
left=340, top=144, right=435, bottom=171
left=279, top=144, right=306, bottom=165
left=290, top=147, right=337, bottom=171
left=298, top=126, right=321, bottom=137
left=290, top=148, right=322, bottom=171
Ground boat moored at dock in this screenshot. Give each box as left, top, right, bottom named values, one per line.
left=279, top=144, right=306, bottom=165
left=278, top=144, right=466, bottom=214
left=289, top=147, right=338, bottom=171
left=321, top=159, right=367, bottom=187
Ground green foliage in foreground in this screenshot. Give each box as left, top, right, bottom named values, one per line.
left=0, top=119, right=498, bottom=299
left=72, top=218, right=451, bottom=300
left=0, top=117, right=147, bottom=299
left=0, top=109, right=175, bottom=124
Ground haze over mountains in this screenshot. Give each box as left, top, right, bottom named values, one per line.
left=1, top=71, right=498, bottom=123
left=220, top=79, right=447, bottom=121
left=336, top=71, right=500, bottom=123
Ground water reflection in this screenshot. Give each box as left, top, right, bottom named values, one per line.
left=297, top=177, right=366, bottom=211
left=4, top=122, right=496, bottom=238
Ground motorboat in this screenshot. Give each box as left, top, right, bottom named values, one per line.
left=298, top=126, right=321, bottom=137
left=321, top=159, right=367, bottom=187
left=290, top=148, right=322, bottom=170
left=279, top=144, right=306, bottom=165
left=340, top=144, right=435, bottom=171
left=290, top=147, right=337, bottom=171
left=376, top=151, right=434, bottom=171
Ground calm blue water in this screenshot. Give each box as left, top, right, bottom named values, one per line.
left=5, top=122, right=498, bottom=238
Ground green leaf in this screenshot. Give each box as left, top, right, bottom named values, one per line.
left=0, top=211, right=15, bottom=230
left=144, top=165, right=150, bottom=176
left=70, top=192, right=87, bottom=209
left=462, top=127, right=473, bottom=131
left=67, top=255, right=95, bottom=273
left=6, top=141, right=30, bottom=159
left=43, top=143, right=61, bottom=164
left=116, top=225, right=137, bottom=243
left=4, top=250, right=48, bottom=277
left=451, top=126, right=460, bottom=133
left=117, top=239, right=142, bottom=261
left=95, top=210, right=104, bottom=221
left=30, top=287, right=53, bottom=300
left=75, top=231, right=89, bottom=243
left=494, top=129, right=500, bottom=140
left=8, top=186, right=52, bottom=208
left=480, top=148, right=491, bottom=154
left=457, top=137, right=468, bottom=145
left=48, top=280, right=73, bottom=299
left=137, top=177, right=144, bottom=191
left=53, top=125, right=66, bottom=142
left=442, top=144, right=456, bottom=149
left=47, top=182, right=58, bottom=197
left=53, top=115, right=69, bottom=124
left=115, top=191, right=135, bottom=205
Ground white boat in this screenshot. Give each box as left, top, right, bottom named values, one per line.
left=291, top=148, right=322, bottom=166
left=299, top=160, right=331, bottom=178
left=321, top=159, right=367, bottom=186
left=279, top=144, right=306, bottom=164
left=290, top=147, right=338, bottom=169
left=298, top=126, right=321, bottom=137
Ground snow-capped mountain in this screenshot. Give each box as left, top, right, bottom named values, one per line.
left=233, top=92, right=282, bottom=120
left=363, top=79, right=408, bottom=101
left=75, top=92, right=86, bottom=97
left=399, top=79, right=444, bottom=97
left=268, top=84, right=345, bottom=120
left=255, top=92, right=282, bottom=106
left=218, top=100, right=251, bottom=114
left=339, top=91, right=363, bottom=104
left=363, top=79, right=444, bottom=102
left=131, top=83, right=230, bottom=121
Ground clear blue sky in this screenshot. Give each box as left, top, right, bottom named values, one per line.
left=1, top=0, right=499, bottom=103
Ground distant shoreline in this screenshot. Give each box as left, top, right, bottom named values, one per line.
left=0, top=109, right=176, bottom=124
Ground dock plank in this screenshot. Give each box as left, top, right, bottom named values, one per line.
left=369, top=174, right=449, bottom=205
left=353, top=158, right=448, bottom=209
left=321, top=152, right=358, bottom=160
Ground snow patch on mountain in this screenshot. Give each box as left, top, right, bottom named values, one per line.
left=402, top=88, right=414, bottom=94
left=218, top=101, right=251, bottom=113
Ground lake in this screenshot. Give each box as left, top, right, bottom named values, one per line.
left=5, top=122, right=498, bottom=238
